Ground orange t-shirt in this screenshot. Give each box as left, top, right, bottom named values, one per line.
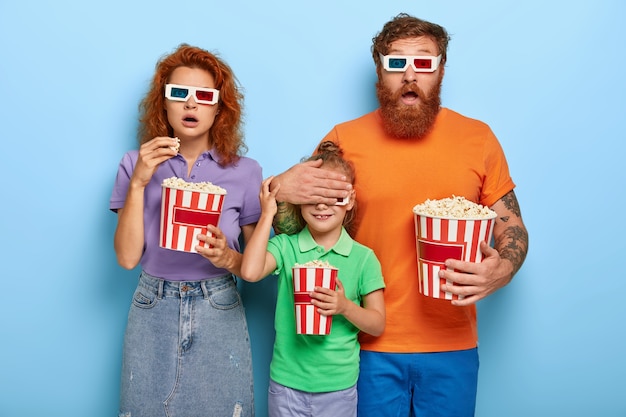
left=322, top=108, right=515, bottom=352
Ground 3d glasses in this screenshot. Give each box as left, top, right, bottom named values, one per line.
left=380, top=54, right=442, bottom=73
left=165, top=84, right=220, bottom=105
left=335, top=195, right=350, bottom=206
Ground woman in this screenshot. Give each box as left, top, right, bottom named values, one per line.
left=110, top=44, right=261, bottom=417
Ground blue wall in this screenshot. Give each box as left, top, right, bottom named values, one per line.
left=1, top=1, right=625, bottom=416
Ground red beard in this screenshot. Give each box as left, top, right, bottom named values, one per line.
left=376, top=75, right=443, bottom=139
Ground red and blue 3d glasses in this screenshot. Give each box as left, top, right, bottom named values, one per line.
left=165, top=84, right=220, bottom=105
left=380, top=54, right=442, bottom=73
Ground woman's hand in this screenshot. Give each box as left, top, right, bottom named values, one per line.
left=131, top=136, right=179, bottom=188
left=196, top=225, right=236, bottom=270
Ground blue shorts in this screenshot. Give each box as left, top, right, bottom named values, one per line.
left=357, top=349, right=479, bottom=417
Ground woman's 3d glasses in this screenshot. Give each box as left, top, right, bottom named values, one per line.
left=165, top=84, right=220, bottom=105
left=380, top=54, right=442, bottom=73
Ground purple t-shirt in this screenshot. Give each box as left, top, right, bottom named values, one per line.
left=110, top=149, right=262, bottom=281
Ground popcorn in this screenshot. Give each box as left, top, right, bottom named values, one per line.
left=412, top=196, right=496, bottom=219
left=170, top=137, right=180, bottom=153
left=292, top=263, right=338, bottom=335
left=161, top=177, right=227, bottom=194
left=413, top=196, right=497, bottom=300
left=294, top=260, right=336, bottom=268
left=160, top=177, right=226, bottom=253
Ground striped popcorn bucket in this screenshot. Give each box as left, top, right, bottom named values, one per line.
left=159, top=185, right=226, bottom=253
left=292, top=266, right=338, bottom=335
left=413, top=212, right=496, bottom=300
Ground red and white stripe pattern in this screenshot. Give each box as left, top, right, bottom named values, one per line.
left=414, top=214, right=495, bottom=300
left=292, top=267, right=338, bottom=335
left=160, top=186, right=225, bottom=253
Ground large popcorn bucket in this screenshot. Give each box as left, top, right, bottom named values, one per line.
left=160, top=184, right=226, bottom=253
left=292, top=266, right=338, bottom=335
left=413, top=211, right=496, bottom=300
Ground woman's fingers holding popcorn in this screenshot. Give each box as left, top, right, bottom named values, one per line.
left=205, top=225, right=225, bottom=245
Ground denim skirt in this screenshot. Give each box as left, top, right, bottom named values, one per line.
left=119, top=271, right=254, bottom=417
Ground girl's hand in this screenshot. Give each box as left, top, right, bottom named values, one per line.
left=131, top=136, right=179, bottom=188
left=311, top=278, right=386, bottom=336
left=196, top=225, right=235, bottom=270
left=259, top=176, right=280, bottom=216
left=310, top=278, right=349, bottom=316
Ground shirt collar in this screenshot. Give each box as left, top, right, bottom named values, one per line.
left=172, top=148, right=217, bottom=163
left=206, top=148, right=221, bottom=163
left=297, top=226, right=353, bottom=257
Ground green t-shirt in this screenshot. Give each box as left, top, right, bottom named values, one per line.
left=267, top=227, right=385, bottom=392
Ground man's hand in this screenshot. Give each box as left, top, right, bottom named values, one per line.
left=272, top=159, right=352, bottom=205
left=441, top=191, right=529, bottom=306
left=439, top=241, right=513, bottom=306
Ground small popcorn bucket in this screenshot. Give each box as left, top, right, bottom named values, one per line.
left=292, top=266, right=338, bottom=335
left=413, top=212, right=496, bottom=300
left=159, top=184, right=226, bottom=253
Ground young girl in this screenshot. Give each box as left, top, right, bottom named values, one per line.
left=110, top=44, right=261, bottom=417
left=240, top=141, right=385, bottom=417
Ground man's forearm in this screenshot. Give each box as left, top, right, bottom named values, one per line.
left=493, top=191, right=529, bottom=276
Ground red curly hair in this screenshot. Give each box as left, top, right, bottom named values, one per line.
left=138, top=44, right=246, bottom=166
left=371, top=13, right=450, bottom=81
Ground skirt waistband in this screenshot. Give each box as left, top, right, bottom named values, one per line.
left=138, top=271, right=236, bottom=299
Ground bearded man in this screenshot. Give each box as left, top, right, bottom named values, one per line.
left=271, top=13, right=528, bottom=417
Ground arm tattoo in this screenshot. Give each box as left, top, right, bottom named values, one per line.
left=494, top=191, right=528, bottom=276
left=495, top=225, right=528, bottom=276
left=500, top=190, right=522, bottom=218
left=273, top=202, right=304, bottom=235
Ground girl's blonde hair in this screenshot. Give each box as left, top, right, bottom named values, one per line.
left=303, top=141, right=358, bottom=236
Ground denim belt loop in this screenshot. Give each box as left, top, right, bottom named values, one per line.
left=157, top=278, right=164, bottom=300
left=200, top=280, right=210, bottom=300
